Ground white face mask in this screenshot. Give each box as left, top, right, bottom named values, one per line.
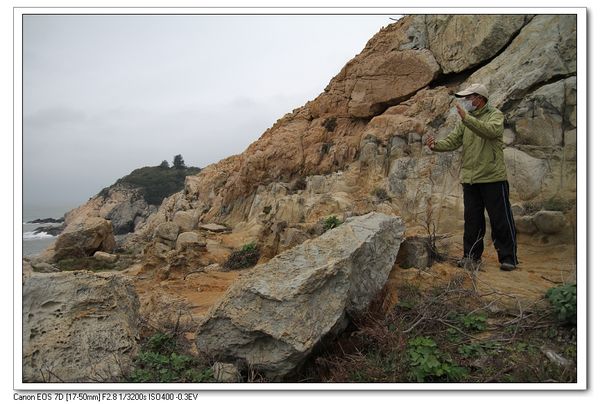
left=459, top=98, right=477, bottom=112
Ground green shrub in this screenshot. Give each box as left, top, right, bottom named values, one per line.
left=223, top=242, right=261, bottom=270
left=545, top=283, right=577, bottom=325
left=129, top=333, right=213, bottom=383
left=323, top=216, right=342, bottom=230
left=407, top=337, right=468, bottom=382
left=102, top=165, right=201, bottom=206
left=241, top=242, right=257, bottom=252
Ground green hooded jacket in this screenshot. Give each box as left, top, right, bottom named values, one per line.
left=432, top=103, right=507, bottom=184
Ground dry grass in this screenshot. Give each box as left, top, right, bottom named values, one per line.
left=296, top=273, right=577, bottom=383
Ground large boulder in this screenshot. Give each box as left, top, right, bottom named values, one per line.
left=425, top=15, right=528, bottom=73
left=195, top=213, right=405, bottom=379
left=22, top=271, right=140, bottom=382
left=49, top=217, right=116, bottom=262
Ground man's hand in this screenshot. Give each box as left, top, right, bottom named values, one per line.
left=456, top=102, right=467, bottom=119
left=425, top=135, right=436, bottom=150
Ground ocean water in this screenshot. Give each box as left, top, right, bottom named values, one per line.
left=22, top=204, right=74, bottom=258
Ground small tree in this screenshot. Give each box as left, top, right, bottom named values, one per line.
left=173, top=154, right=186, bottom=169
left=159, top=160, right=170, bottom=169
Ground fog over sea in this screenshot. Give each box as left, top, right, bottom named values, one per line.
left=22, top=204, right=74, bottom=257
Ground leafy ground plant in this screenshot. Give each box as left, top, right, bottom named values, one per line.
left=545, top=283, right=577, bottom=325
left=128, top=332, right=213, bottom=383
left=407, top=336, right=468, bottom=382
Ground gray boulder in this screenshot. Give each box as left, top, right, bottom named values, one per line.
left=22, top=271, right=140, bottom=382
left=195, top=212, right=405, bottom=379
left=533, top=210, right=567, bottom=234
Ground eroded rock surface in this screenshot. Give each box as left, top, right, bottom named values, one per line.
left=22, top=271, right=140, bottom=382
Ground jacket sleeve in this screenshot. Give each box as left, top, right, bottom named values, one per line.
left=462, top=109, right=504, bottom=140
left=432, top=123, right=464, bottom=152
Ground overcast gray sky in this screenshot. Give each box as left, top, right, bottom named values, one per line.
left=22, top=14, right=394, bottom=210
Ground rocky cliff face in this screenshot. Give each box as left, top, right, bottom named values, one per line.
left=135, top=14, right=576, bottom=251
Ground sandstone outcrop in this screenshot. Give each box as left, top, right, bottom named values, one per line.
left=132, top=14, right=575, bottom=246
left=22, top=271, right=140, bottom=382
left=195, top=213, right=405, bottom=379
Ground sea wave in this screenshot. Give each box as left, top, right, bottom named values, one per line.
left=23, top=231, right=57, bottom=240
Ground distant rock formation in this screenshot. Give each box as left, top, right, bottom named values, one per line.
left=28, top=217, right=64, bottom=224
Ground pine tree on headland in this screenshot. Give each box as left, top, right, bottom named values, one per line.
left=159, top=160, right=170, bottom=169
left=173, top=154, right=186, bottom=169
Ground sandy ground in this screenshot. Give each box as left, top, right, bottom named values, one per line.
left=387, top=234, right=577, bottom=311
left=124, top=230, right=577, bottom=336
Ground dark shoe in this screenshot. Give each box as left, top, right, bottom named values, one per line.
left=500, top=262, right=516, bottom=271
left=457, top=257, right=482, bottom=270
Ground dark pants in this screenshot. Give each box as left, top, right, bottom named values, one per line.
left=462, top=181, right=518, bottom=265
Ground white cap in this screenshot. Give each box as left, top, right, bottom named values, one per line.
left=456, top=83, right=489, bottom=99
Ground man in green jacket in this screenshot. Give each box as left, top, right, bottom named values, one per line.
left=426, top=83, right=518, bottom=271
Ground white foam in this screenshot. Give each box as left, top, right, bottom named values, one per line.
left=23, top=231, right=57, bottom=240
